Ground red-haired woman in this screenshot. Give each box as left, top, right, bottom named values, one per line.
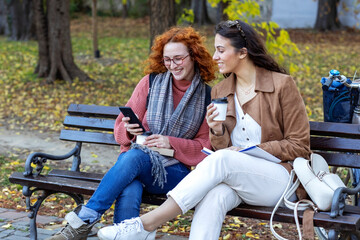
left=46, top=27, right=216, bottom=240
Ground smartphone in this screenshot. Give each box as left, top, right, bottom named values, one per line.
left=119, top=106, right=146, bottom=132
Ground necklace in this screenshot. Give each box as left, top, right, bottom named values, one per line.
left=238, top=83, right=255, bottom=95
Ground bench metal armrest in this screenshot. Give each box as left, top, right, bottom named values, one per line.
left=330, top=183, right=360, bottom=218
left=23, top=144, right=81, bottom=176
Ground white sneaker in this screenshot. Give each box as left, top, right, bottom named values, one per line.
left=97, top=217, right=156, bottom=240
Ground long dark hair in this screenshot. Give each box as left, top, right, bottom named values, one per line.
left=215, top=20, right=287, bottom=74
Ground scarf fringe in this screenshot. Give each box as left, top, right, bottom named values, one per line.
left=130, top=143, right=167, bottom=188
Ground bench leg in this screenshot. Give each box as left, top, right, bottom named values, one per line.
left=347, top=231, right=360, bottom=240
left=22, top=186, right=85, bottom=240
left=328, top=230, right=338, bottom=240
left=316, top=228, right=360, bottom=240
left=23, top=187, right=54, bottom=240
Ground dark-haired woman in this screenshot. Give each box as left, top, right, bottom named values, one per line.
left=98, top=20, right=311, bottom=240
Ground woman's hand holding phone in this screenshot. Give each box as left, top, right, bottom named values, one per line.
left=122, top=117, right=144, bottom=136
left=119, top=106, right=146, bottom=136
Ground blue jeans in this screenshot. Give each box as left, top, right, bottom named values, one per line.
left=85, top=149, right=190, bottom=223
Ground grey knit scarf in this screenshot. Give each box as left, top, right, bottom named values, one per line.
left=131, top=70, right=207, bottom=188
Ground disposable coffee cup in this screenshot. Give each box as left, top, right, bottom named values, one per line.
left=136, top=131, right=152, bottom=145
left=212, top=97, right=228, bottom=121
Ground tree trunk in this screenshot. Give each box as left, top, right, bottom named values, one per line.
left=314, top=0, right=340, bottom=31
left=92, top=0, right=100, bottom=58
left=191, top=0, right=210, bottom=26
left=149, top=0, right=176, bottom=48
left=0, top=0, right=10, bottom=36
left=216, top=0, right=228, bottom=24
left=122, top=0, right=128, bottom=18
left=34, top=0, right=92, bottom=83
left=33, top=0, right=49, bottom=78
left=1, top=0, right=35, bottom=40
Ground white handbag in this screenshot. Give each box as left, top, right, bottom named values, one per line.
left=270, top=153, right=346, bottom=240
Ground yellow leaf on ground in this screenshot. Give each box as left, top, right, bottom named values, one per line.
left=223, top=233, right=231, bottom=239
left=273, top=223, right=283, bottom=229
left=246, top=231, right=258, bottom=238
left=161, top=226, right=170, bottom=233
left=2, top=223, right=12, bottom=229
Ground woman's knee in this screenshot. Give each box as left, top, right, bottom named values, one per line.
left=197, top=149, right=233, bottom=169
left=114, top=149, right=150, bottom=169
left=197, top=184, right=241, bottom=212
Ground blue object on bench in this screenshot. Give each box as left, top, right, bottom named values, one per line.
left=321, top=77, right=358, bottom=123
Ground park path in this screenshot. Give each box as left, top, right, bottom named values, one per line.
left=0, top=207, right=187, bottom=240
left=0, top=126, right=119, bottom=170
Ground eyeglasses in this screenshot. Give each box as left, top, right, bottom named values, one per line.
left=163, top=55, right=189, bottom=66
left=224, top=20, right=247, bottom=45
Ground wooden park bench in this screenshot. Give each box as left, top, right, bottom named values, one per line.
left=9, top=103, right=360, bottom=240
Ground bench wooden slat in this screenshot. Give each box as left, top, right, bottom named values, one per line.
left=48, top=169, right=104, bottom=182
left=63, top=116, right=115, bottom=131
left=67, top=104, right=120, bottom=118
left=310, top=121, right=360, bottom=139
left=315, top=151, right=360, bottom=168
left=9, top=171, right=169, bottom=208
left=9, top=172, right=99, bottom=196
left=60, top=130, right=118, bottom=145
left=230, top=205, right=360, bottom=232
left=310, top=136, right=360, bottom=153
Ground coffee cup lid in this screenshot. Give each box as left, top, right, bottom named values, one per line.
left=212, top=97, right=228, bottom=103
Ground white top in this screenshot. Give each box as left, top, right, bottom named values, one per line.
left=231, top=93, right=262, bottom=148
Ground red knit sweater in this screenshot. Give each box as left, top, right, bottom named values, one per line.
left=114, top=74, right=211, bottom=167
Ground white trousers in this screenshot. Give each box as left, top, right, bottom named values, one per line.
left=167, top=149, right=291, bottom=240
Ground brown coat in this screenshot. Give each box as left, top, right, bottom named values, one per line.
left=210, top=67, right=311, bottom=173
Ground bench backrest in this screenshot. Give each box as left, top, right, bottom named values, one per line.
left=61, top=104, right=119, bottom=145
left=61, top=104, right=360, bottom=168
left=309, top=121, right=360, bottom=168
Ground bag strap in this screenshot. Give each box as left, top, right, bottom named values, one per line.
left=302, top=208, right=315, bottom=239
left=294, top=200, right=317, bottom=240
left=270, top=170, right=317, bottom=240
left=146, top=73, right=157, bottom=110
left=204, top=84, right=211, bottom=107
left=283, top=171, right=311, bottom=211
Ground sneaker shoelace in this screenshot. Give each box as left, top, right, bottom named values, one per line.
left=115, top=218, right=142, bottom=234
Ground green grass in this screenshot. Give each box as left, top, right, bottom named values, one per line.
left=0, top=155, right=24, bottom=186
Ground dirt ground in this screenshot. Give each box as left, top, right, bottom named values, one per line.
left=0, top=126, right=120, bottom=171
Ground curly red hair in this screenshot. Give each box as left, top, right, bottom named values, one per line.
left=144, top=27, right=216, bottom=83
